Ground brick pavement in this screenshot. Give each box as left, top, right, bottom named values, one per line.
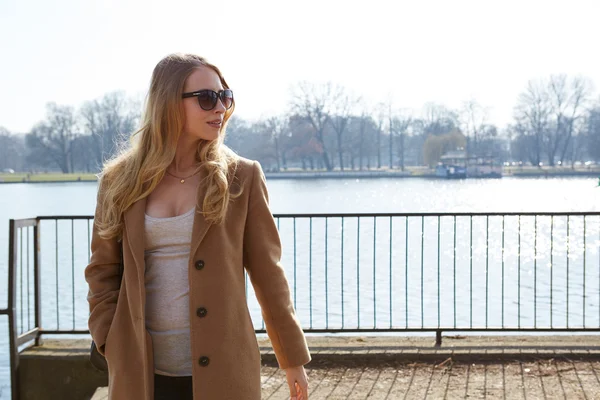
left=89, top=335, right=600, bottom=399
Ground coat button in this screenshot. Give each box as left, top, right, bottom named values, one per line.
left=196, top=307, right=207, bottom=318
left=199, top=356, right=210, bottom=367
left=195, top=260, right=205, bottom=270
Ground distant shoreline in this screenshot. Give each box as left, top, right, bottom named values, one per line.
left=1, top=168, right=599, bottom=184
left=264, top=169, right=600, bottom=180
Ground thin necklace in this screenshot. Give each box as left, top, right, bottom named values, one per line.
left=165, top=169, right=200, bottom=184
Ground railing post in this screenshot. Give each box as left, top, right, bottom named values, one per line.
left=8, top=219, right=20, bottom=400
left=435, top=330, right=442, bottom=347
left=34, top=219, right=42, bottom=347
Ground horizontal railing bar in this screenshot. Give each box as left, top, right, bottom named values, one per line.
left=34, top=211, right=600, bottom=221
left=12, top=219, right=37, bottom=229
left=39, top=330, right=91, bottom=335
left=36, top=216, right=94, bottom=220
left=274, top=212, right=600, bottom=218
left=17, top=329, right=39, bottom=347
left=40, top=327, right=600, bottom=335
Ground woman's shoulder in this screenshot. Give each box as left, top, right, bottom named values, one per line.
left=97, top=158, right=126, bottom=189
left=95, top=152, right=134, bottom=197
left=224, top=148, right=261, bottom=180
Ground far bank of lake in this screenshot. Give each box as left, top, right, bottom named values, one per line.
left=1, top=166, right=599, bottom=183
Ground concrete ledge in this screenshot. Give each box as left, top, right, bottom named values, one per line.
left=19, top=339, right=107, bottom=400
left=260, top=334, right=600, bottom=366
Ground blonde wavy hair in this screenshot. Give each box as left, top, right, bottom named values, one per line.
left=96, top=53, right=239, bottom=240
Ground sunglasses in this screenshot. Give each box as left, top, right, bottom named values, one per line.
left=181, top=89, right=234, bottom=111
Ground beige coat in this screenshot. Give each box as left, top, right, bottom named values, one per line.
left=85, top=157, right=311, bottom=399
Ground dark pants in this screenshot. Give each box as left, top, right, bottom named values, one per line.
left=154, top=373, right=193, bottom=400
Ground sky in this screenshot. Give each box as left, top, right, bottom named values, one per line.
left=1, top=0, right=599, bottom=134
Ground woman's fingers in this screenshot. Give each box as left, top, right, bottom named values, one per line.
left=296, top=380, right=308, bottom=399
left=287, top=377, right=298, bottom=399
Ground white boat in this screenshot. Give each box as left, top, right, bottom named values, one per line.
left=437, top=150, right=502, bottom=179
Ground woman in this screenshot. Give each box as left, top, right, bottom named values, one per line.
left=85, top=53, right=310, bottom=399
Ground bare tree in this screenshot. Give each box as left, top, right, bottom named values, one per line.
left=344, top=113, right=378, bottom=170
left=264, top=115, right=290, bottom=171
left=80, top=91, right=140, bottom=169
left=513, top=75, right=592, bottom=166
left=224, top=117, right=273, bottom=166
left=71, top=134, right=98, bottom=172
left=509, top=126, right=540, bottom=165
left=547, top=75, right=592, bottom=165
left=328, top=86, right=360, bottom=171
left=223, top=116, right=250, bottom=152
left=421, top=103, right=459, bottom=136
left=460, top=99, right=489, bottom=156
left=355, top=112, right=370, bottom=170
left=26, top=103, right=79, bottom=173
left=390, top=110, right=413, bottom=170
left=289, top=82, right=335, bottom=170
left=0, top=127, right=25, bottom=171
left=0, top=127, right=10, bottom=170
left=287, top=114, right=324, bottom=170
left=372, top=102, right=389, bottom=169
left=586, top=103, right=600, bottom=161
left=406, top=119, right=427, bottom=166
left=513, top=80, right=551, bottom=166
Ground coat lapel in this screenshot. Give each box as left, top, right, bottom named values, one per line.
left=123, top=196, right=147, bottom=275
left=190, top=172, right=211, bottom=258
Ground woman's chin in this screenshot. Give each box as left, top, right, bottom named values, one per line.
left=193, top=132, right=220, bottom=142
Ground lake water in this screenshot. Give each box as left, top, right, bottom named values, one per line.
left=1, top=176, right=600, bottom=397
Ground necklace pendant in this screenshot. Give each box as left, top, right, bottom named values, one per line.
left=180, top=179, right=185, bottom=184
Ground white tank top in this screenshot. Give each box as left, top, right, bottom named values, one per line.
left=144, top=207, right=195, bottom=376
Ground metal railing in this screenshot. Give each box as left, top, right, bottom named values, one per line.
left=3, top=212, right=600, bottom=399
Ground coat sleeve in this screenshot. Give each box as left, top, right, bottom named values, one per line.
left=84, top=178, right=121, bottom=355
left=243, top=161, right=311, bottom=369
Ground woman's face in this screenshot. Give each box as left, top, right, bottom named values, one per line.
left=181, top=67, right=227, bottom=142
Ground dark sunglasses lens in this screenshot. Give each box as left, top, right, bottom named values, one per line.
left=221, top=90, right=234, bottom=109
left=197, top=91, right=218, bottom=110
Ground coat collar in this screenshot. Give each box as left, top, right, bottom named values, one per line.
left=123, top=170, right=212, bottom=274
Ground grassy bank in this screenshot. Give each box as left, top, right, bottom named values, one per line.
left=0, top=173, right=97, bottom=183
left=504, top=165, right=600, bottom=177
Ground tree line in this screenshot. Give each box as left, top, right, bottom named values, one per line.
left=0, top=93, right=139, bottom=173
left=1, top=74, right=599, bottom=174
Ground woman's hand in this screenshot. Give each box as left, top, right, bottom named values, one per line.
left=284, top=365, right=308, bottom=399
